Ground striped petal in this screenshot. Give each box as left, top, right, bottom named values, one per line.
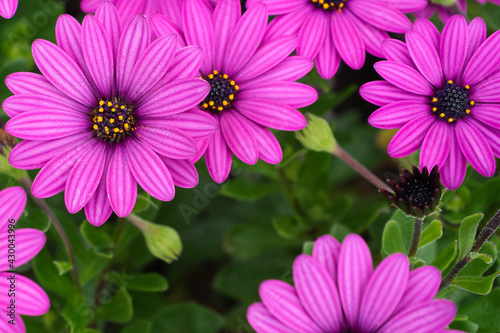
left=374, top=61, right=434, bottom=96
left=440, top=15, right=468, bottom=82
left=312, top=235, right=341, bottom=283
left=440, top=129, right=467, bottom=190
left=406, top=30, right=443, bottom=88
left=106, top=144, right=137, bottom=217
left=419, top=120, right=451, bottom=170
left=456, top=120, right=495, bottom=177
left=0, top=229, right=46, bottom=271
left=247, top=303, right=298, bottom=333
left=0, top=187, right=26, bottom=230
left=220, top=110, right=258, bottom=165
left=205, top=116, right=233, bottom=183
left=0, top=274, right=49, bottom=316
left=387, top=114, right=436, bottom=158
left=368, top=101, right=429, bottom=129
left=395, top=266, right=441, bottom=313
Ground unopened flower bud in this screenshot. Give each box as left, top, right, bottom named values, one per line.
left=295, top=113, right=337, bottom=153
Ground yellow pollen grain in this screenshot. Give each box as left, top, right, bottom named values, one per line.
left=466, top=109, right=470, bottom=114
left=230, top=80, right=235, bottom=86
left=202, top=103, right=208, bottom=108
left=440, top=113, right=445, bottom=118
left=470, top=101, right=475, bottom=106
left=218, top=106, right=223, bottom=111
left=312, top=0, right=317, bottom=2
left=323, top=3, right=329, bottom=9
left=124, top=123, right=129, bottom=129
left=99, top=100, right=104, bottom=106
left=432, top=107, right=437, bottom=112
left=105, top=126, right=109, bottom=132
left=110, top=119, right=115, bottom=123
left=213, top=70, right=218, bottom=75
left=118, top=115, right=124, bottom=120
left=121, top=105, right=126, bottom=110
left=339, top=3, right=344, bottom=8
left=208, top=74, right=214, bottom=79
left=112, top=108, right=116, bottom=112
left=448, top=80, right=453, bottom=84
left=229, top=94, right=234, bottom=100
left=99, top=108, right=104, bottom=112
left=235, top=85, right=239, bottom=90
left=448, top=118, right=454, bottom=123
left=97, top=116, right=103, bottom=122
left=465, top=85, right=470, bottom=90
left=107, top=101, right=112, bottom=107
left=93, top=124, right=98, bottom=130
left=209, top=101, right=215, bottom=106
left=113, top=128, right=119, bottom=133
left=115, top=104, right=118, bottom=108
left=223, top=74, right=228, bottom=79
left=319, top=0, right=324, bottom=3
left=432, top=97, right=438, bottom=102
left=223, top=100, right=228, bottom=106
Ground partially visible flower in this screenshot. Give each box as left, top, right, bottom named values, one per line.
left=151, top=0, right=317, bottom=183
left=245, top=0, right=425, bottom=79
left=415, top=0, right=500, bottom=22
left=0, top=0, right=16, bottom=19
left=248, top=234, right=463, bottom=333
left=295, top=113, right=337, bottom=153
left=361, top=15, right=500, bottom=190
left=380, top=165, right=442, bottom=218
left=4, top=2, right=217, bottom=225
left=0, top=187, right=49, bottom=332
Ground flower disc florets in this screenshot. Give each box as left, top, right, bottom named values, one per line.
left=431, top=80, right=473, bottom=123
left=310, top=0, right=346, bottom=12
left=380, top=165, right=442, bottom=218
left=91, top=97, right=136, bottom=143
left=200, top=70, right=239, bottom=112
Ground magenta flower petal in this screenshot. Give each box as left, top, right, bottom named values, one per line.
left=124, top=138, right=175, bottom=201
left=82, top=15, right=114, bottom=97
left=346, top=10, right=388, bottom=59
left=160, top=157, right=198, bottom=189
left=440, top=15, right=468, bottom=82
left=3, top=93, right=88, bottom=118
left=0, top=187, right=26, bottom=229
left=358, top=253, right=409, bottom=332
left=5, top=72, right=64, bottom=96
left=0, top=312, right=25, bottom=333
left=293, top=255, right=345, bottom=332
left=205, top=121, right=233, bottom=183
left=395, top=266, right=441, bottom=313
left=312, top=234, right=341, bottom=282
left=382, top=0, right=427, bottom=12
left=467, top=103, right=500, bottom=129
left=387, top=114, right=435, bottom=158
left=239, top=82, right=317, bottom=109
left=245, top=121, right=283, bottom=164
left=406, top=30, right=443, bottom=88
left=465, top=17, right=486, bottom=64
left=0, top=229, right=46, bottom=270
left=420, top=120, right=451, bottom=169
left=125, top=34, right=177, bottom=102
left=157, top=46, right=203, bottom=84
left=456, top=120, right=496, bottom=176
left=469, top=119, right=500, bottom=157
left=368, top=101, right=429, bottom=129
left=242, top=56, right=313, bottom=89
left=220, top=111, right=259, bottom=165
left=259, top=279, right=323, bottom=333
left=183, top=0, right=215, bottom=74
left=0, top=0, right=17, bottom=19
left=331, top=12, right=365, bottom=70
left=0, top=273, right=49, bottom=316
left=115, top=0, right=144, bottom=22
left=106, top=144, right=137, bottom=217
left=135, top=125, right=198, bottom=160
left=440, top=129, right=467, bottom=190
left=382, top=39, right=414, bottom=67
left=9, top=131, right=93, bottom=170
left=247, top=303, right=298, bottom=333
left=263, top=6, right=312, bottom=42
left=213, top=0, right=241, bottom=71
left=414, top=18, right=440, bottom=53
left=85, top=162, right=113, bottom=227
left=138, top=78, right=210, bottom=117
left=469, top=78, right=500, bottom=102
left=349, top=1, right=412, bottom=33
left=95, top=1, right=122, bottom=58
left=247, top=0, right=304, bottom=15
left=233, top=99, right=306, bottom=131
left=224, top=2, right=267, bottom=76
left=65, top=142, right=108, bottom=213
left=378, top=299, right=457, bottom=333
left=338, top=234, right=373, bottom=331
left=150, top=14, right=186, bottom=48
left=297, top=10, right=327, bottom=60
left=462, top=29, right=500, bottom=86
left=316, top=33, right=340, bottom=79
left=374, top=61, right=434, bottom=96
left=234, top=35, right=297, bottom=83
left=32, top=39, right=95, bottom=106
left=31, top=139, right=95, bottom=198
left=148, top=110, right=218, bottom=139
left=116, top=15, right=150, bottom=97
left=360, top=81, right=428, bottom=107
left=6, top=110, right=88, bottom=141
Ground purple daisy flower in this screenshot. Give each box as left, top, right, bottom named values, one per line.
left=0, top=187, right=49, bottom=333
left=361, top=15, right=500, bottom=190
left=247, top=234, right=463, bottom=333
left=0, top=0, right=17, bottom=18
left=245, top=0, right=426, bottom=79
left=415, top=0, right=500, bottom=22
left=4, top=2, right=218, bottom=225
left=151, top=0, right=317, bottom=183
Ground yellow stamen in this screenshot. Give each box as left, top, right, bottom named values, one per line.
left=97, top=116, right=103, bottom=122
left=202, top=103, right=209, bottom=108
left=230, top=80, right=235, bottom=86
left=208, top=74, right=214, bottom=79
left=235, top=85, right=239, bottom=90
left=223, top=74, right=228, bottom=79
left=466, top=109, right=470, bottom=114
left=229, top=94, right=234, bottom=100
left=119, top=115, right=124, bottom=120
left=218, top=106, right=223, bottom=111
left=323, top=3, right=329, bottom=9
left=432, top=97, right=438, bottom=102
left=448, top=118, right=454, bottom=122
left=213, top=70, right=218, bottom=75
left=440, top=113, right=445, bottom=118
left=432, top=107, right=437, bottom=112
left=93, top=124, right=98, bottom=130
left=113, top=128, right=119, bottom=133
left=99, top=108, right=104, bottom=112
left=209, top=101, right=215, bottom=106
left=470, top=101, right=475, bottom=106
left=110, top=119, right=115, bottom=123
left=107, top=101, right=112, bottom=107
left=223, top=100, right=228, bottom=106
left=465, top=85, right=470, bottom=90
left=124, top=123, right=129, bottom=130
left=448, top=80, right=453, bottom=84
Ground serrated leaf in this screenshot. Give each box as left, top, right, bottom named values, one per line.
left=458, top=213, right=483, bottom=260
left=80, top=221, right=113, bottom=248
left=95, top=287, right=133, bottom=323
left=431, top=240, right=457, bottom=272
left=120, top=320, right=153, bottom=333
left=451, top=271, right=500, bottom=295
left=53, top=260, right=72, bottom=276
left=123, top=272, right=168, bottom=292
left=419, top=220, right=442, bottom=249
left=469, top=252, right=492, bottom=264
left=382, top=220, right=406, bottom=256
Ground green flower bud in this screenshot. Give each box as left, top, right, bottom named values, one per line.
left=430, top=0, right=456, bottom=6
left=295, top=113, right=337, bottom=153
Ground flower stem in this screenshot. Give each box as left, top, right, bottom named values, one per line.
left=440, top=210, right=500, bottom=290
left=332, top=145, right=391, bottom=192
left=18, top=175, right=81, bottom=292
left=408, top=217, right=423, bottom=257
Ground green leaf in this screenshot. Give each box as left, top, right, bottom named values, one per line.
left=61, top=294, right=87, bottom=333
left=220, top=178, right=278, bottom=201
left=459, top=288, right=500, bottom=331
left=84, top=330, right=102, bottom=333
left=80, top=221, right=113, bottom=248
left=32, top=248, right=74, bottom=298
left=431, top=240, right=457, bottom=272
left=150, top=302, right=225, bottom=333
left=302, top=241, right=314, bottom=255
left=132, top=194, right=155, bottom=214
left=53, top=260, right=72, bottom=276
left=410, top=257, right=426, bottom=269
left=451, top=271, right=500, bottom=295
left=382, top=220, right=406, bottom=256
left=80, top=248, right=113, bottom=286
left=298, top=151, right=331, bottom=184
left=418, top=220, right=442, bottom=249
left=459, top=242, right=497, bottom=277
left=122, top=272, right=168, bottom=292
left=272, top=215, right=300, bottom=239
left=95, top=287, right=133, bottom=323
left=458, top=213, right=483, bottom=260
left=469, top=252, right=493, bottom=264
left=120, top=320, right=153, bottom=333
left=449, top=320, right=479, bottom=333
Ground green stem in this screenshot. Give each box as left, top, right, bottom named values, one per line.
left=277, top=167, right=307, bottom=219
left=408, top=217, right=423, bottom=257
left=18, top=175, right=81, bottom=292
left=333, top=145, right=391, bottom=192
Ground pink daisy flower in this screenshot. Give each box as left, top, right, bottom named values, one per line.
left=0, top=187, right=49, bottom=333
left=0, top=0, right=17, bottom=19
left=4, top=2, right=217, bottom=226
left=247, top=234, right=463, bottom=333
left=415, top=0, right=500, bottom=22
left=360, top=15, right=500, bottom=190
left=245, top=0, right=426, bottom=79
left=151, top=0, right=317, bottom=183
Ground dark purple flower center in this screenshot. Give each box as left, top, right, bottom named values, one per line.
left=90, top=97, right=136, bottom=143
left=431, top=80, right=474, bottom=123
left=201, top=70, right=239, bottom=112
left=310, top=0, right=346, bottom=12
left=401, top=181, right=434, bottom=209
